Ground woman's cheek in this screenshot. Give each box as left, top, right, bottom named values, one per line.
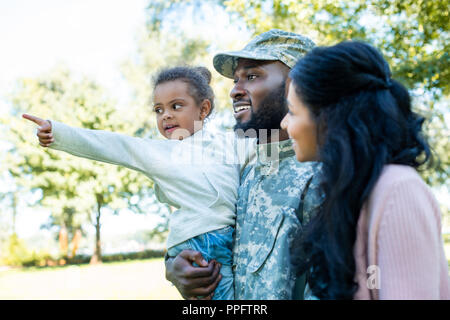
left=291, top=140, right=301, bottom=160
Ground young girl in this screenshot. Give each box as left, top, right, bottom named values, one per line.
left=281, top=41, right=450, bottom=299
left=23, top=66, right=256, bottom=300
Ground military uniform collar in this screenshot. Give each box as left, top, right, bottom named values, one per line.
left=256, top=139, right=295, bottom=164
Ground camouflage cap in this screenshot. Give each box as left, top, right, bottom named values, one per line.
left=213, top=29, right=315, bottom=79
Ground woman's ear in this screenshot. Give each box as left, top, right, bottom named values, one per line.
left=200, top=99, right=211, bottom=121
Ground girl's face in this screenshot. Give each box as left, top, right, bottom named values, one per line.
left=153, top=80, right=210, bottom=140
left=281, top=81, right=319, bottom=162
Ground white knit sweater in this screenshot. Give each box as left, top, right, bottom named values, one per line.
left=50, top=121, right=256, bottom=249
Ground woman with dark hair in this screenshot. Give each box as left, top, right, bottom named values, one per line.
left=281, top=41, right=450, bottom=299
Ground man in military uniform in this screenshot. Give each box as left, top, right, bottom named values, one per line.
left=165, top=29, right=323, bottom=300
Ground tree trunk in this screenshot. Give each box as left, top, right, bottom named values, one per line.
left=70, top=229, right=82, bottom=258
left=90, top=195, right=103, bottom=264
left=59, top=225, right=68, bottom=257
left=12, top=193, right=17, bottom=235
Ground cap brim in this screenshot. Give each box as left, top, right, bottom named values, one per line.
left=213, top=50, right=278, bottom=79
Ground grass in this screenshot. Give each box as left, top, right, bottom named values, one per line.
left=0, top=258, right=182, bottom=300
left=1, top=242, right=449, bottom=300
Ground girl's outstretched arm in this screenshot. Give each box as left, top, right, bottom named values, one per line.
left=22, top=114, right=166, bottom=176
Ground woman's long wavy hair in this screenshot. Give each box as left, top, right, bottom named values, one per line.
left=290, top=41, right=431, bottom=299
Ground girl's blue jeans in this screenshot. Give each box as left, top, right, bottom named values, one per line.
left=167, top=226, right=234, bottom=300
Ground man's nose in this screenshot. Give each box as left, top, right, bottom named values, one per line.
left=230, top=80, right=246, bottom=100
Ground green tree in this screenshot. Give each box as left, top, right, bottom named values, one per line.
left=221, top=0, right=449, bottom=92
left=0, top=190, right=19, bottom=235
left=0, top=234, right=30, bottom=267
left=222, top=0, right=449, bottom=186
left=0, top=187, right=18, bottom=250
left=120, top=27, right=234, bottom=118
left=123, top=1, right=254, bottom=121
left=1, top=66, right=153, bottom=263
left=121, top=29, right=210, bottom=122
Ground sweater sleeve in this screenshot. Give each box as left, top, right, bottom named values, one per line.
left=376, top=176, right=444, bottom=299
left=49, top=120, right=166, bottom=176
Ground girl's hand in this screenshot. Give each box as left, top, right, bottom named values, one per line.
left=22, top=114, right=54, bottom=147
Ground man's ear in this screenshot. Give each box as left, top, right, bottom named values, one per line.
left=200, top=99, right=212, bottom=120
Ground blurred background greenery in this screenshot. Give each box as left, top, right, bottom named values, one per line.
left=0, top=0, right=448, bottom=299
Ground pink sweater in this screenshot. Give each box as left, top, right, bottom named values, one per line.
left=353, top=164, right=450, bottom=299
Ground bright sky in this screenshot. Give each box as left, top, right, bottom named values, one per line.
left=0, top=0, right=147, bottom=96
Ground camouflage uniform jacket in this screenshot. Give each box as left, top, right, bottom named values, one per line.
left=233, top=139, right=322, bottom=300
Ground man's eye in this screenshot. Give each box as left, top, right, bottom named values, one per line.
left=248, top=74, right=257, bottom=81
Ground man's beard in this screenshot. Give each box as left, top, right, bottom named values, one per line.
left=234, top=82, right=287, bottom=140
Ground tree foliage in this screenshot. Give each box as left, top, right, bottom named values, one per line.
left=222, top=0, right=449, bottom=94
